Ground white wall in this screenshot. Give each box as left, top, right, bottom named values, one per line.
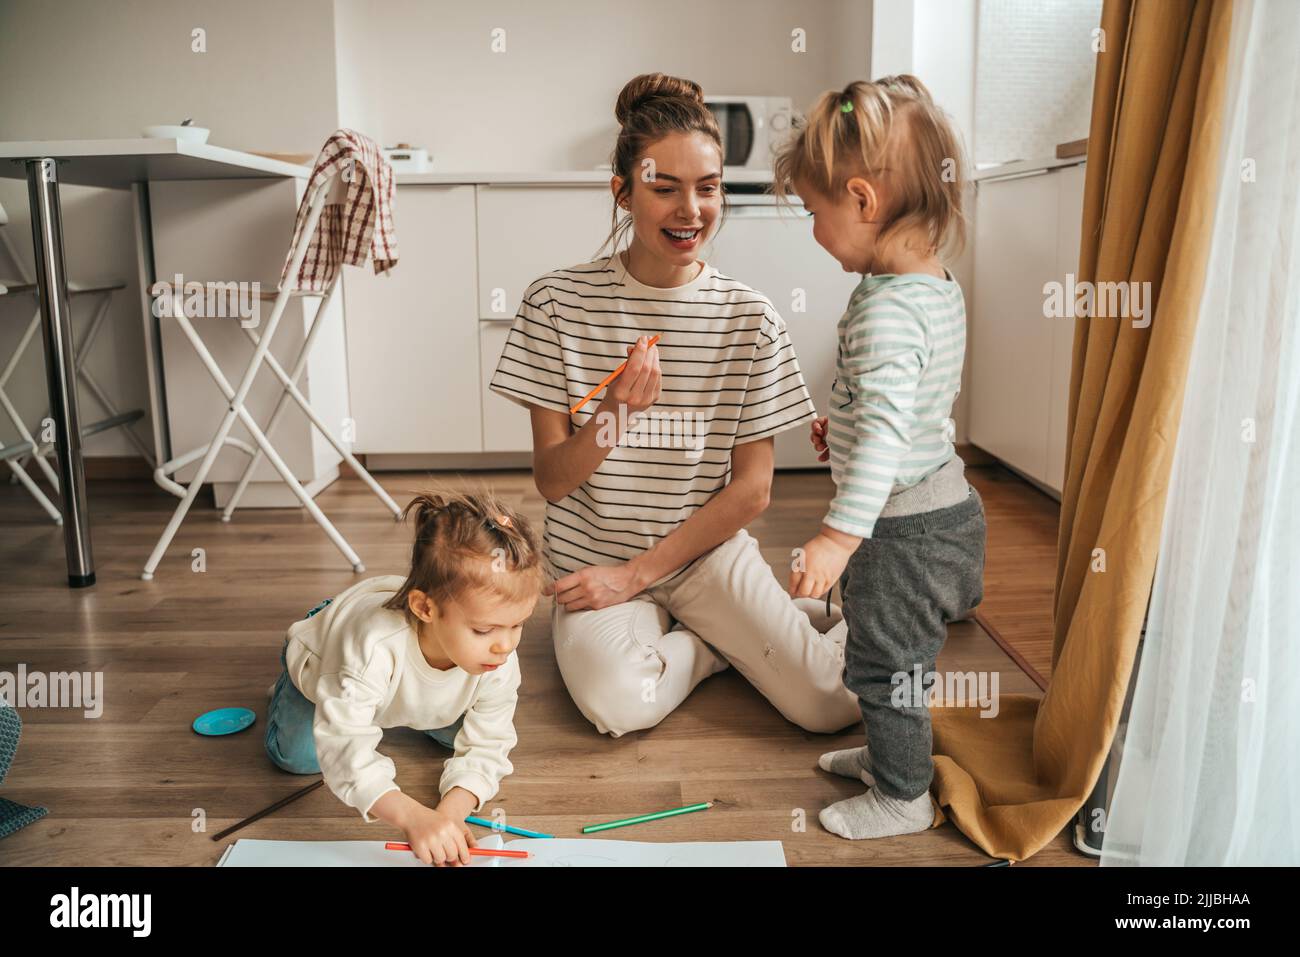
left=975, top=0, right=1101, bottom=166
left=913, top=0, right=977, bottom=164
left=0, top=0, right=875, bottom=459
left=870, top=0, right=978, bottom=444
left=0, top=0, right=339, bottom=152
left=869, top=0, right=976, bottom=171
left=333, top=0, right=870, bottom=171
left=0, top=0, right=339, bottom=457
left=870, top=0, right=916, bottom=79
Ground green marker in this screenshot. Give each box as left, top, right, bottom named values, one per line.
left=581, top=801, right=714, bottom=834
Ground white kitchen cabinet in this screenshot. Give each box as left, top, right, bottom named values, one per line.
left=479, top=319, right=535, bottom=452
left=707, top=204, right=858, bottom=469
left=968, top=160, right=1085, bottom=496
left=968, top=170, right=1058, bottom=484
left=475, top=184, right=612, bottom=319
left=342, top=185, right=481, bottom=453
left=344, top=181, right=859, bottom=466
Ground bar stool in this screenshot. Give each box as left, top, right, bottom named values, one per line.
left=0, top=200, right=147, bottom=523
left=140, top=167, right=401, bottom=580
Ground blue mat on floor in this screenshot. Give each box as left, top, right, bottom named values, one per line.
left=0, top=702, right=47, bottom=839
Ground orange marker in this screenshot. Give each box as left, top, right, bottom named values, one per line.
left=569, top=334, right=661, bottom=415
left=384, top=841, right=529, bottom=860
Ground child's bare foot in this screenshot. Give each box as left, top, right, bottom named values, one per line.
left=818, top=746, right=875, bottom=786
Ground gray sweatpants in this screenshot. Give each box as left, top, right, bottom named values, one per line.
left=838, top=487, right=986, bottom=800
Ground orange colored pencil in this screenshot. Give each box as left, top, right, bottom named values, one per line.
left=384, top=841, right=529, bottom=860
left=568, top=334, right=661, bottom=415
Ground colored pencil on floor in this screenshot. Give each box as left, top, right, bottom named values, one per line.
left=581, top=801, right=713, bottom=834
left=211, top=778, right=325, bottom=842
left=464, top=815, right=553, bottom=839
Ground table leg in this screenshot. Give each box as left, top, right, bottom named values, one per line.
left=25, top=157, right=95, bottom=588
left=131, top=181, right=171, bottom=467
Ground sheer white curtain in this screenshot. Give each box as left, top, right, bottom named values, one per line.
left=1101, top=0, right=1300, bottom=866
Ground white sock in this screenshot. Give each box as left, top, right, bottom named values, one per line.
left=817, top=746, right=876, bottom=787
left=819, top=787, right=933, bottom=840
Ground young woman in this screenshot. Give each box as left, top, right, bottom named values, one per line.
left=488, top=73, right=859, bottom=737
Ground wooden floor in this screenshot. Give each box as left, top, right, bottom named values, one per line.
left=0, top=464, right=1089, bottom=866
left=963, top=466, right=1062, bottom=685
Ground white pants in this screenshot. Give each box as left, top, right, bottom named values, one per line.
left=551, top=528, right=861, bottom=737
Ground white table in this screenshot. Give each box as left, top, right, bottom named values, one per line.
left=0, top=139, right=308, bottom=587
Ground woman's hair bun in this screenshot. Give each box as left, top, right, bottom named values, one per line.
left=615, top=73, right=704, bottom=126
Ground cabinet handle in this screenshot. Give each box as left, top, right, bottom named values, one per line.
left=977, top=168, right=1053, bottom=185
left=478, top=182, right=607, bottom=189
left=726, top=205, right=790, bottom=219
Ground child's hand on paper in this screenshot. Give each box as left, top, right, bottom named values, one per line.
left=789, top=527, right=860, bottom=599
left=401, top=799, right=477, bottom=867
left=605, top=335, right=661, bottom=415
left=809, top=417, right=830, bottom=462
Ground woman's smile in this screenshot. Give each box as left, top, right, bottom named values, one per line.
left=662, top=226, right=702, bottom=250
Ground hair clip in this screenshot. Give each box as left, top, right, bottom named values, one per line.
left=840, top=100, right=854, bottom=114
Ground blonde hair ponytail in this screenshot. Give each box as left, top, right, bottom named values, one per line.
left=773, top=75, right=968, bottom=257
left=384, top=487, right=546, bottom=615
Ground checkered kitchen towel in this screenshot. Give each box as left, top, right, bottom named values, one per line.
left=279, top=129, right=398, bottom=292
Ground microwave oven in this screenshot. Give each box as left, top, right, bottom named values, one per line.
left=704, top=95, right=793, bottom=171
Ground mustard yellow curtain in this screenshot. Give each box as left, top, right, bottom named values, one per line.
left=929, top=0, right=1232, bottom=860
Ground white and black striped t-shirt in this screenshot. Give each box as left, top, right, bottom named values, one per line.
left=489, top=253, right=817, bottom=586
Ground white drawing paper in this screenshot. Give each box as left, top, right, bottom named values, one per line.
left=217, top=834, right=785, bottom=867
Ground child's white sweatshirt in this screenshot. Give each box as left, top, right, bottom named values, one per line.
left=283, top=575, right=520, bottom=822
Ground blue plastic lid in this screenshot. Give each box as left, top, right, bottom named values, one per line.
left=192, top=707, right=257, bottom=736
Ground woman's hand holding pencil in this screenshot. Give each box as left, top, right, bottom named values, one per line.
left=570, top=334, right=661, bottom=415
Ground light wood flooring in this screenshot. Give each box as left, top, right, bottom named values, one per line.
left=0, top=464, right=1089, bottom=866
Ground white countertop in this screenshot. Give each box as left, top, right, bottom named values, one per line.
left=0, top=138, right=309, bottom=189
left=401, top=161, right=1086, bottom=187
left=396, top=167, right=778, bottom=187
left=973, top=155, right=1086, bottom=182
left=0, top=139, right=1084, bottom=191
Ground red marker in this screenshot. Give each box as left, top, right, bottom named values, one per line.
left=385, top=841, right=529, bottom=860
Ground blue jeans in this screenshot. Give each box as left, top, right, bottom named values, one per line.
left=264, top=603, right=465, bottom=774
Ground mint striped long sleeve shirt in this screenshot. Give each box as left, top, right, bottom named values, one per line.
left=824, top=270, right=967, bottom=538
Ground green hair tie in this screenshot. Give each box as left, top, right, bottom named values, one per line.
left=840, top=100, right=854, bottom=113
